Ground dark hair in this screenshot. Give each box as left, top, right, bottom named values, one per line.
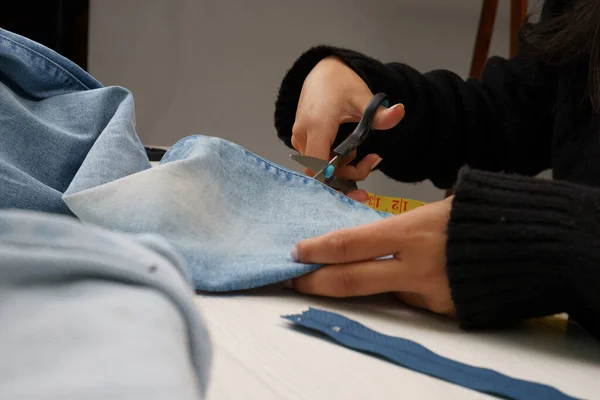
left=522, top=0, right=600, bottom=112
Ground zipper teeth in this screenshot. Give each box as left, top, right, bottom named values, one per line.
left=285, top=310, right=573, bottom=400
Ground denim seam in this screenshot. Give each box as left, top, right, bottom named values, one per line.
left=0, top=33, right=90, bottom=91
left=244, top=149, right=390, bottom=217
left=163, top=135, right=390, bottom=216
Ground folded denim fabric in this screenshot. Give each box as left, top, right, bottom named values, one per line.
left=1, top=27, right=390, bottom=292
left=0, top=209, right=211, bottom=399
left=64, top=134, right=391, bottom=291
left=0, top=28, right=150, bottom=215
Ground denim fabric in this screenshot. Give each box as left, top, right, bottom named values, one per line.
left=284, top=308, right=577, bottom=400
left=0, top=28, right=568, bottom=398
left=0, top=28, right=150, bottom=215
left=0, top=209, right=211, bottom=399
left=0, top=27, right=389, bottom=292
left=64, top=134, right=391, bottom=291
left=0, top=28, right=210, bottom=398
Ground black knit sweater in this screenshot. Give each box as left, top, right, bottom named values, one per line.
left=273, top=0, right=600, bottom=339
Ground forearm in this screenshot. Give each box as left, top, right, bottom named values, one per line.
left=447, top=168, right=600, bottom=339
left=274, top=46, right=556, bottom=189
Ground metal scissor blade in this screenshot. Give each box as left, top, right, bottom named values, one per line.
left=290, top=153, right=357, bottom=194
left=290, top=154, right=329, bottom=174
left=312, top=154, right=343, bottom=182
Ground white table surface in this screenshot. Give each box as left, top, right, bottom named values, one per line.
left=150, top=154, right=599, bottom=399
left=196, top=286, right=600, bottom=400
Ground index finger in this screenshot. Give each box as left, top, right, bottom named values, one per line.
left=292, top=215, right=409, bottom=264
left=304, top=122, right=337, bottom=161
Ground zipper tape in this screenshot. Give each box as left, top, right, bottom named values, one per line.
left=282, top=308, right=577, bottom=400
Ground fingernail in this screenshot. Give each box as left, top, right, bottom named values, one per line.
left=290, top=245, right=299, bottom=261
left=371, top=157, right=383, bottom=170
left=361, top=200, right=369, bottom=205
left=282, top=279, right=294, bottom=289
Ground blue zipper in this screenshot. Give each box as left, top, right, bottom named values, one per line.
left=282, top=308, right=578, bottom=400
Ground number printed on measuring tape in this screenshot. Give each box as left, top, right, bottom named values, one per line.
left=366, top=192, right=427, bottom=215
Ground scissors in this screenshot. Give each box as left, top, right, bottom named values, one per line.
left=290, top=92, right=389, bottom=194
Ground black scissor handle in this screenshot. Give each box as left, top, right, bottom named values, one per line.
left=332, top=93, right=388, bottom=157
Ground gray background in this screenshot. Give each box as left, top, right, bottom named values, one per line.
left=89, top=0, right=544, bottom=202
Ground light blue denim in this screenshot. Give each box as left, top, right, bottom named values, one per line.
left=0, top=27, right=557, bottom=399
left=0, top=27, right=386, bottom=397
left=63, top=134, right=390, bottom=291
left=1, top=26, right=389, bottom=293
left=0, top=209, right=211, bottom=399
left=0, top=27, right=150, bottom=215
left=0, top=28, right=209, bottom=399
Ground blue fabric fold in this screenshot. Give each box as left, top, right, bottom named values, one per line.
left=63, top=134, right=390, bottom=291
left=0, top=27, right=150, bottom=215
left=0, top=210, right=211, bottom=398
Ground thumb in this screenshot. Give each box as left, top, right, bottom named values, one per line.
left=373, top=103, right=405, bottom=130
left=351, top=93, right=405, bottom=131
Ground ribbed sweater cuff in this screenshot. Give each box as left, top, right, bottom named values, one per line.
left=446, top=167, right=580, bottom=330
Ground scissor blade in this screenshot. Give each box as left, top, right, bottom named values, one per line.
left=290, top=154, right=328, bottom=173
left=313, top=154, right=343, bottom=182
left=290, top=154, right=357, bottom=194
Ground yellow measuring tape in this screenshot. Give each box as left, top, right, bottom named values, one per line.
left=365, top=192, right=427, bottom=214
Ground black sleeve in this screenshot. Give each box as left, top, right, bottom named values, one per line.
left=274, top=44, right=558, bottom=189
left=447, top=167, right=600, bottom=339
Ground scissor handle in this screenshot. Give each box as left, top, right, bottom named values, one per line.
left=333, top=93, right=388, bottom=157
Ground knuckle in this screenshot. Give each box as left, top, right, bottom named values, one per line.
left=426, top=297, right=454, bottom=315
left=420, top=279, right=454, bottom=315
left=328, top=233, right=352, bottom=258
left=291, top=122, right=305, bottom=139
left=354, top=169, right=370, bottom=181
left=291, top=135, right=301, bottom=152
left=331, top=270, right=359, bottom=297
left=304, top=112, right=320, bottom=127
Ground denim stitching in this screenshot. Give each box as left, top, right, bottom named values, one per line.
left=162, top=135, right=391, bottom=217
left=0, top=33, right=90, bottom=91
